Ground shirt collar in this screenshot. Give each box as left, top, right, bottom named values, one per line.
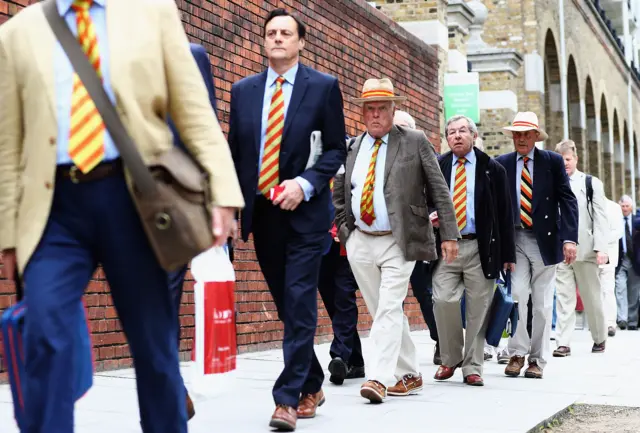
left=452, top=149, right=475, bottom=166
left=266, top=63, right=299, bottom=88
left=518, top=148, right=535, bottom=161
left=365, top=133, right=389, bottom=149
left=569, top=169, right=582, bottom=180
left=58, top=0, right=106, bottom=15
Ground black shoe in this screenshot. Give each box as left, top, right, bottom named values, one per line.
left=328, top=357, right=348, bottom=385
left=433, top=343, right=442, bottom=366
left=619, top=321, right=628, bottom=330
left=608, top=326, right=616, bottom=337
left=346, top=365, right=365, bottom=379
left=629, top=325, right=638, bottom=331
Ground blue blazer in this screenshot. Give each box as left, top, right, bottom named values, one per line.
left=228, top=64, right=347, bottom=241
left=168, top=43, right=217, bottom=152
left=495, top=148, right=578, bottom=266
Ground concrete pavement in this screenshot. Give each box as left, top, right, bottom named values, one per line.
left=2, top=329, right=639, bottom=432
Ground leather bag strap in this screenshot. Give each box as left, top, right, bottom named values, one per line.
left=42, top=0, right=156, bottom=196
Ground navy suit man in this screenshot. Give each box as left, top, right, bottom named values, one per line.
left=496, top=112, right=578, bottom=379
left=166, top=42, right=218, bottom=421
left=227, top=9, right=346, bottom=431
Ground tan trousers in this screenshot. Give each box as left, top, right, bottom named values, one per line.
left=600, top=265, right=617, bottom=328
left=345, top=230, right=418, bottom=387
left=432, top=239, right=494, bottom=376
left=556, top=261, right=607, bottom=347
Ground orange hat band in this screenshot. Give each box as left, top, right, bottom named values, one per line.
left=361, top=90, right=395, bottom=99
left=512, top=121, right=539, bottom=129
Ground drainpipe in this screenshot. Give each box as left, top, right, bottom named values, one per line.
left=559, top=0, right=569, bottom=139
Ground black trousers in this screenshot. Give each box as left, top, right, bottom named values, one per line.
left=409, top=261, right=439, bottom=342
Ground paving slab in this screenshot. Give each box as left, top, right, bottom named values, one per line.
left=1, top=329, right=639, bottom=433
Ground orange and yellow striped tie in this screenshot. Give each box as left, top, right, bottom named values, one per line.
left=68, top=0, right=105, bottom=173
left=453, top=157, right=467, bottom=232
left=259, top=76, right=286, bottom=196
left=520, top=156, right=534, bottom=228
left=360, top=139, right=383, bottom=226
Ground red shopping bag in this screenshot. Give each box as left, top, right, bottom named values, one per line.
left=191, top=247, right=237, bottom=375
left=576, top=286, right=584, bottom=312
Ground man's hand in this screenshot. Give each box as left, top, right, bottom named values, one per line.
left=504, top=262, right=516, bottom=272
left=212, top=207, right=238, bottom=247
left=430, top=211, right=439, bottom=228
left=441, top=240, right=458, bottom=264
left=273, top=179, right=304, bottom=211
left=563, top=242, right=577, bottom=265
left=596, top=251, right=609, bottom=266
left=1, top=249, right=17, bottom=281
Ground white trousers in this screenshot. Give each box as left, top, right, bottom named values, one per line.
left=600, top=265, right=617, bottom=328
left=345, top=230, right=418, bottom=387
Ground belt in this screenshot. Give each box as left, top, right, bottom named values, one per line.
left=356, top=227, right=392, bottom=236
left=460, top=234, right=477, bottom=240
left=56, top=159, right=123, bottom=184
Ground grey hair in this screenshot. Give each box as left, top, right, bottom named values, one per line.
left=445, top=115, right=478, bottom=135
left=393, top=110, right=416, bottom=129
left=620, top=195, right=633, bottom=204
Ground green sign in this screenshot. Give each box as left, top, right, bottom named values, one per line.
left=444, top=73, right=480, bottom=123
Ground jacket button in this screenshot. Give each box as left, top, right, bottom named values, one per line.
left=545, top=215, right=548, bottom=219
left=546, top=197, right=549, bottom=200
left=548, top=232, right=551, bottom=236
left=45, top=181, right=52, bottom=190
left=49, top=137, right=56, bottom=145
left=492, top=238, right=495, bottom=242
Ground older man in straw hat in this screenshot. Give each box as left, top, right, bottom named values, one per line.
left=495, top=112, right=578, bottom=379
left=333, top=78, right=459, bottom=403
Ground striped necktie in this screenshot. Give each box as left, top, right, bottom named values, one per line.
left=258, top=76, right=286, bottom=196
left=520, top=156, right=533, bottom=228
left=453, top=157, right=467, bottom=232
left=68, top=0, right=105, bottom=173
left=360, top=139, right=383, bottom=226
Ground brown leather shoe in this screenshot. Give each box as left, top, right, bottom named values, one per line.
left=463, top=374, right=484, bottom=386
left=296, top=390, right=325, bottom=419
left=524, top=361, right=543, bottom=379
left=504, top=355, right=525, bottom=377
left=360, top=380, right=386, bottom=403
left=553, top=346, right=571, bottom=357
left=269, top=405, right=297, bottom=431
left=592, top=341, right=606, bottom=353
left=434, top=362, right=461, bottom=381
left=186, top=391, right=195, bottom=421
left=387, top=374, right=423, bottom=396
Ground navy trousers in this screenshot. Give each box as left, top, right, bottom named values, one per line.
left=252, top=196, right=325, bottom=408
left=22, top=171, right=186, bottom=433
left=318, top=241, right=364, bottom=367
left=409, top=261, right=439, bottom=342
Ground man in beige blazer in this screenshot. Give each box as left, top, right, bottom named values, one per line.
left=553, top=140, right=608, bottom=357
left=0, top=0, right=243, bottom=431
left=333, top=78, right=459, bottom=404
left=601, top=198, right=624, bottom=336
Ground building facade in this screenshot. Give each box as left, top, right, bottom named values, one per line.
left=378, top=0, right=640, bottom=204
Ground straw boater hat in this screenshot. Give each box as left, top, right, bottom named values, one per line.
left=351, top=78, right=407, bottom=104
left=502, top=111, right=548, bottom=141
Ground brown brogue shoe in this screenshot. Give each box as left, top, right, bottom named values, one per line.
left=269, top=405, right=297, bottom=431
left=592, top=341, right=606, bottom=353
left=296, top=390, right=325, bottom=419
left=463, top=374, right=484, bottom=386
left=186, top=391, right=195, bottom=420
left=524, top=361, right=543, bottom=379
left=434, top=362, right=461, bottom=381
left=388, top=374, right=423, bottom=396
left=553, top=346, right=571, bottom=357
left=360, top=380, right=386, bottom=403
left=504, top=355, right=525, bottom=377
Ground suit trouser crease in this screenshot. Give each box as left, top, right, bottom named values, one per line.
left=617, top=256, right=640, bottom=325
left=345, top=230, right=418, bottom=387
left=507, top=230, right=556, bottom=369
left=22, top=174, right=186, bottom=433
left=556, top=261, right=607, bottom=346
left=432, top=240, right=494, bottom=376
left=599, top=265, right=617, bottom=328
left=318, top=241, right=364, bottom=367
left=252, top=197, right=325, bottom=407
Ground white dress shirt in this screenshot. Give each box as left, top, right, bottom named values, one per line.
left=351, top=133, right=390, bottom=231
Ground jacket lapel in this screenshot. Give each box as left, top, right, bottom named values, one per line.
left=251, top=72, right=268, bottom=155
left=282, top=65, right=309, bottom=141
left=440, top=152, right=453, bottom=189
left=474, top=148, right=488, bottom=210
left=345, top=133, right=364, bottom=192
left=532, top=147, right=544, bottom=212
left=384, top=126, right=401, bottom=186
left=32, top=5, right=57, bottom=118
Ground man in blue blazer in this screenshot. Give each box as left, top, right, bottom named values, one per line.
left=496, top=112, right=578, bottom=379
left=228, top=9, right=346, bottom=431
left=167, top=42, right=218, bottom=421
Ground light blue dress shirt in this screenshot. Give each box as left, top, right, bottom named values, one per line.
left=450, top=150, right=476, bottom=235
left=623, top=215, right=632, bottom=253
left=350, top=133, right=390, bottom=232
left=55, top=0, right=118, bottom=165
left=258, top=64, right=314, bottom=200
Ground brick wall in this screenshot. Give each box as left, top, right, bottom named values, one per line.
left=0, top=0, right=439, bottom=382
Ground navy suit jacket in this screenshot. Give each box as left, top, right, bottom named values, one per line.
left=228, top=63, right=347, bottom=241
left=495, top=147, right=578, bottom=266
left=168, top=43, right=217, bottom=152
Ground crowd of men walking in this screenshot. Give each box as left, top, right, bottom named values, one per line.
left=1, top=2, right=639, bottom=433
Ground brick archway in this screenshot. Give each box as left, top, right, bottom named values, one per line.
left=600, top=96, right=613, bottom=197
left=544, top=30, right=563, bottom=149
